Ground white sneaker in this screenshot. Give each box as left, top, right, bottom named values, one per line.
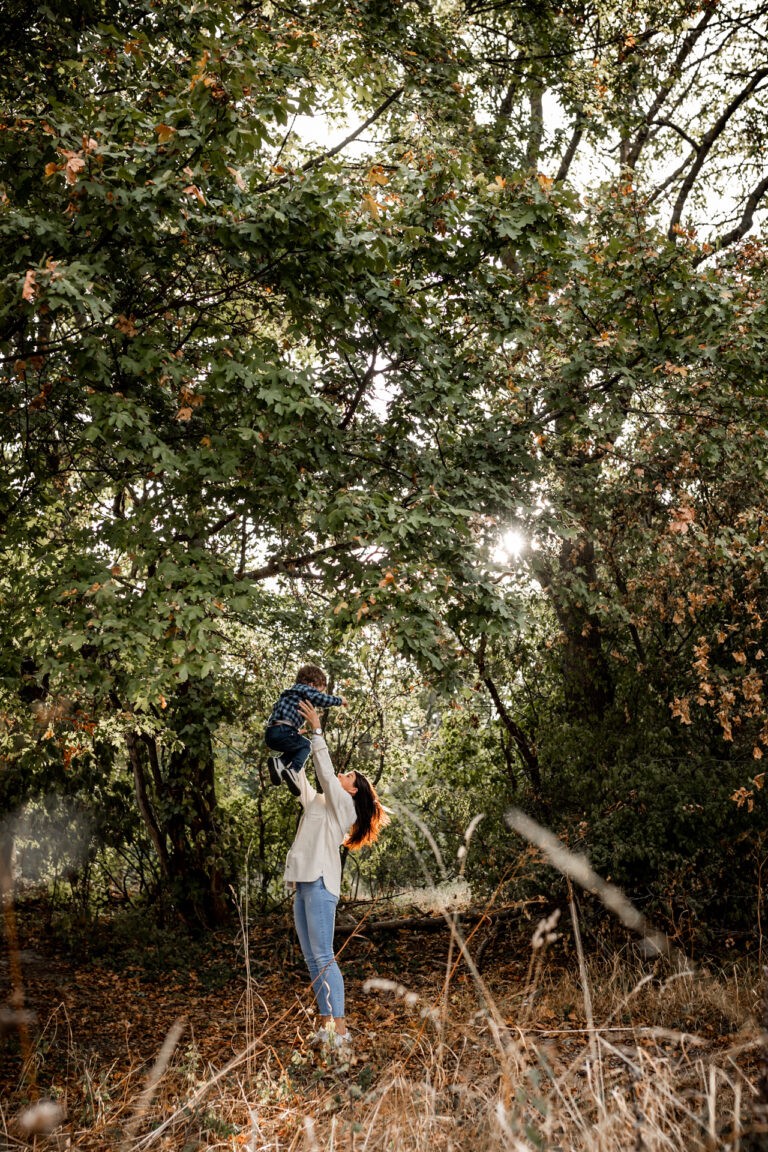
left=314, top=1026, right=351, bottom=1051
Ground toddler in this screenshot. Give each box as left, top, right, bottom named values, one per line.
left=265, top=664, right=345, bottom=795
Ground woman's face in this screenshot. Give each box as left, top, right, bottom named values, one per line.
left=338, top=771, right=358, bottom=795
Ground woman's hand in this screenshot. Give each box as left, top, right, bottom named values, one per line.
left=298, top=699, right=321, bottom=732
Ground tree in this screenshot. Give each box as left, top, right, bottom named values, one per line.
left=0, top=0, right=551, bottom=921
left=3, top=0, right=768, bottom=930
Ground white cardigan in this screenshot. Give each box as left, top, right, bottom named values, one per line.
left=283, top=734, right=357, bottom=899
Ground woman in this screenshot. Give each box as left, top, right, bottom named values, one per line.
left=284, top=698, right=389, bottom=1047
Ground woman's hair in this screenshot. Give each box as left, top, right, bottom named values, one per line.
left=295, top=663, right=327, bottom=690
left=344, top=773, right=390, bottom=850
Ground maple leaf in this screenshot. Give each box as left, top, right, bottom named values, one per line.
left=669, top=505, right=695, bottom=533
left=362, top=193, right=381, bottom=219
left=183, top=184, right=206, bottom=205
left=21, top=269, right=36, bottom=302
left=61, top=150, right=86, bottom=184
left=115, top=314, right=138, bottom=336
left=176, top=407, right=193, bottom=421
left=226, top=166, right=246, bottom=191
left=155, top=123, right=176, bottom=143
left=366, top=165, right=389, bottom=187
left=537, top=173, right=553, bottom=193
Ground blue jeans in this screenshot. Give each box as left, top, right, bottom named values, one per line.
left=265, top=724, right=311, bottom=773
left=293, top=878, right=344, bottom=1017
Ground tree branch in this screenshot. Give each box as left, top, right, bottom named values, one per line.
left=650, top=117, right=700, bottom=152
left=668, top=68, right=768, bottom=237
left=126, top=731, right=171, bottom=880
left=257, top=87, right=405, bottom=193
left=693, top=171, right=768, bottom=263
left=245, top=540, right=360, bottom=582
left=476, top=635, right=541, bottom=793
left=555, top=121, right=584, bottom=183
left=339, top=344, right=378, bottom=430
left=623, top=3, right=716, bottom=170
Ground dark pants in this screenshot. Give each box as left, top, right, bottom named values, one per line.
left=265, top=724, right=311, bottom=773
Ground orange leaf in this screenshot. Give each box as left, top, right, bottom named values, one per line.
left=226, top=166, right=246, bottom=191
left=176, top=407, right=193, bottom=421
left=62, top=151, right=86, bottom=184
left=21, top=269, right=36, bottom=302
left=183, top=184, right=206, bottom=205
left=115, top=314, right=138, bottom=337
left=361, top=193, right=380, bottom=219
left=155, top=123, right=176, bottom=143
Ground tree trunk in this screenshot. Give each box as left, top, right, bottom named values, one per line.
left=550, top=537, right=614, bottom=720
left=127, top=683, right=232, bottom=928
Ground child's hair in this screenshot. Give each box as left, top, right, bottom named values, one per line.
left=344, top=773, right=390, bottom=850
left=295, top=663, right=327, bottom=690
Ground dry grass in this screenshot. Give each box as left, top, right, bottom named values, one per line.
left=1, top=922, right=765, bottom=1152
left=2, top=813, right=766, bottom=1150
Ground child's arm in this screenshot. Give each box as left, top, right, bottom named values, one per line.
left=298, top=684, right=345, bottom=710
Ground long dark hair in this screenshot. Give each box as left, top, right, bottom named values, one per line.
left=344, top=772, right=390, bottom=850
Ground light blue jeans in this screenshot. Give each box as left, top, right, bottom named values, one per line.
left=293, top=877, right=345, bottom=1017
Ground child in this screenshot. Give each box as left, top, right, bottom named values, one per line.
left=265, top=664, right=345, bottom=796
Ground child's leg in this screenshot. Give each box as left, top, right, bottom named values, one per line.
left=285, top=734, right=311, bottom=774
left=269, top=728, right=311, bottom=774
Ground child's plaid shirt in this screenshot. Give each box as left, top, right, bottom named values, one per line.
left=267, top=683, right=343, bottom=728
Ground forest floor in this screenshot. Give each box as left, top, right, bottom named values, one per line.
left=0, top=897, right=766, bottom=1152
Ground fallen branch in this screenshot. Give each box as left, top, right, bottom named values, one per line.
left=335, top=899, right=545, bottom=935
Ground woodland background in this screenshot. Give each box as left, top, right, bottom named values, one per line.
left=2, top=0, right=768, bottom=1145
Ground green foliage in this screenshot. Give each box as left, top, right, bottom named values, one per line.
left=2, top=0, right=768, bottom=939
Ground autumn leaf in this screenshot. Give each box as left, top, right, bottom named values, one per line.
left=115, top=314, right=138, bottom=336
left=183, top=184, right=206, bottom=205
left=61, top=149, right=86, bottom=184
left=226, top=166, right=246, bottom=191
left=669, top=505, right=695, bottom=533
left=366, top=165, right=389, bottom=187
left=21, top=269, right=36, bottom=302
left=362, top=193, right=381, bottom=219
left=176, top=407, right=193, bottom=421
left=155, top=123, right=176, bottom=143
left=189, top=49, right=210, bottom=89
left=537, top=173, right=553, bottom=193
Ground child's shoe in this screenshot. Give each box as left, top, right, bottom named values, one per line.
left=267, top=756, right=285, bottom=786
left=280, top=765, right=301, bottom=797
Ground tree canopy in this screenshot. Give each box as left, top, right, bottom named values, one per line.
left=2, top=0, right=768, bottom=931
